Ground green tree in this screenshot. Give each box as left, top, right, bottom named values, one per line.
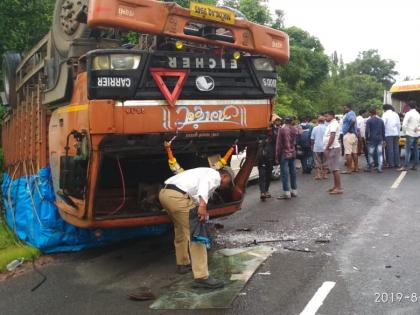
left=0, top=0, right=55, bottom=105
left=345, top=49, right=398, bottom=89
left=342, top=74, right=384, bottom=110
left=275, top=27, right=330, bottom=117
left=222, top=0, right=272, bottom=25
left=0, top=0, right=54, bottom=56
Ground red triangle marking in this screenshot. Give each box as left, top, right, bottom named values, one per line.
left=150, top=68, right=189, bottom=107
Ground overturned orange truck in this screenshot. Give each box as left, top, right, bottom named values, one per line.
left=1, top=0, right=289, bottom=230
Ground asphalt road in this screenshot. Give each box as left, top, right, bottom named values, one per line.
left=1, top=164, right=420, bottom=315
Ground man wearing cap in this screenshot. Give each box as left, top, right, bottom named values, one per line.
left=159, top=167, right=234, bottom=289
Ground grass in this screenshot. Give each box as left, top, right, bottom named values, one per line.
left=0, top=215, right=41, bottom=272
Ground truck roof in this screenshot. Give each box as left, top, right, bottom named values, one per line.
left=390, top=80, right=420, bottom=93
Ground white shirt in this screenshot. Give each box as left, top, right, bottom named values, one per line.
left=382, top=110, right=401, bottom=137
left=357, top=115, right=367, bottom=138
left=324, top=119, right=341, bottom=149
left=164, top=168, right=221, bottom=204
left=402, top=109, right=420, bottom=137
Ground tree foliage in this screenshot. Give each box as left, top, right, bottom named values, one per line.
left=275, top=27, right=330, bottom=117
left=222, top=0, right=272, bottom=25
left=0, top=0, right=54, bottom=56
left=345, top=49, right=398, bottom=90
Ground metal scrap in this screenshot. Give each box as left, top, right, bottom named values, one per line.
left=284, top=247, right=315, bottom=253
left=249, top=238, right=296, bottom=246
left=236, top=227, right=252, bottom=232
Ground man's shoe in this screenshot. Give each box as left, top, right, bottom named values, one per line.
left=377, top=169, right=383, bottom=173
left=397, top=167, right=407, bottom=172
left=364, top=168, right=372, bottom=173
left=411, top=166, right=418, bottom=171
left=277, top=192, right=292, bottom=200
left=260, top=193, right=266, bottom=201
left=176, top=264, right=192, bottom=274
left=192, top=276, right=224, bottom=289
left=291, top=190, right=298, bottom=197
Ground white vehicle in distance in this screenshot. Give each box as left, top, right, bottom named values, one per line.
left=231, top=149, right=280, bottom=182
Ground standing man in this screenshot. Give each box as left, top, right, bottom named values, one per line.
left=159, top=167, right=234, bottom=289
left=258, top=114, right=281, bottom=201
left=342, top=104, right=359, bottom=173
left=357, top=109, right=368, bottom=163
left=323, top=111, right=343, bottom=195
left=365, top=108, right=386, bottom=173
left=398, top=101, right=420, bottom=171
left=382, top=104, right=401, bottom=168
left=276, top=117, right=298, bottom=199
left=311, top=115, right=328, bottom=180
left=297, top=117, right=314, bottom=174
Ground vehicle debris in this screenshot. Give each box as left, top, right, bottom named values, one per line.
left=128, top=287, right=156, bottom=301
left=283, top=247, right=315, bottom=253
left=213, top=223, right=225, bottom=230
left=236, top=228, right=253, bottom=232
left=315, top=239, right=330, bottom=244
left=6, top=258, right=24, bottom=271
left=249, top=239, right=297, bottom=246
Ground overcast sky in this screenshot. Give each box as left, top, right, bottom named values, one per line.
left=268, top=0, right=420, bottom=81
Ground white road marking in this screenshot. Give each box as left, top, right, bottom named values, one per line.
left=391, top=171, right=407, bottom=189
left=300, top=281, right=336, bottom=315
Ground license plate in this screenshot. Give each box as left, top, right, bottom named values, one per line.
left=190, top=2, right=235, bottom=25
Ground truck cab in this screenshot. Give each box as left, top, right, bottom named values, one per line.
left=2, top=0, right=289, bottom=229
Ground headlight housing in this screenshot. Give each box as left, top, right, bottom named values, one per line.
left=92, top=54, right=141, bottom=71
left=252, top=58, right=276, bottom=71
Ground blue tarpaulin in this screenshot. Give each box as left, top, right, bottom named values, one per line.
left=1, top=166, right=168, bottom=253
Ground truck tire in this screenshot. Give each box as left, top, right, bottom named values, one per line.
left=2, top=52, right=22, bottom=108
left=52, top=0, right=90, bottom=57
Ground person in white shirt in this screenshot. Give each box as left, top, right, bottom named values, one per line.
left=357, top=109, right=369, bottom=164
left=323, top=111, right=343, bottom=195
left=159, top=167, right=233, bottom=289
left=399, top=101, right=420, bottom=171
left=382, top=104, right=401, bottom=168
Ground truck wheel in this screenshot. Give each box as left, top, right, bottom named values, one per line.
left=52, top=0, right=90, bottom=57
left=2, top=52, right=22, bottom=107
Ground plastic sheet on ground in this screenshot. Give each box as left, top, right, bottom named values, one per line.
left=150, top=246, right=275, bottom=310
left=2, top=167, right=168, bottom=254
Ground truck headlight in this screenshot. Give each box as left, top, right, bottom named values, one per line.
left=252, top=58, right=276, bottom=71
left=92, top=54, right=141, bottom=70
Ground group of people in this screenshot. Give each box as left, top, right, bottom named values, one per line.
left=257, top=101, right=420, bottom=200
left=157, top=100, right=420, bottom=291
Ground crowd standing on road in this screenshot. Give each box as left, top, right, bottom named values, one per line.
left=261, top=100, right=420, bottom=201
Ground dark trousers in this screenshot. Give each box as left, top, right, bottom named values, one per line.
left=385, top=136, right=400, bottom=167
left=300, top=148, right=313, bottom=174
left=280, top=158, right=297, bottom=192
left=404, top=136, right=419, bottom=168
left=258, top=162, right=273, bottom=194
